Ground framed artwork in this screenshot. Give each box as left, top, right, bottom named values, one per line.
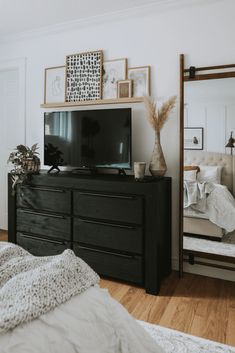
left=184, top=127, right=204, bottom=150
left=66, top=50, right=103, bottom=102
left=117, top=80, right=132, bottom=99
left=102, top=58, right=127, bottom=99
left=44, top=66, right=66, bottom=104
left=128, top=66, right=151, bottom=97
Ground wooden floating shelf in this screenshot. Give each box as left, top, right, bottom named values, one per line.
left=40, top=97, right=144, bottom=109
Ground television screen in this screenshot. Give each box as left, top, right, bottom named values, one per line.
left=44, top=108, right=131, bottom=170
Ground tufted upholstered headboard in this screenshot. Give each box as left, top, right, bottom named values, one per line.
left=184, top=150, right=235, bottom=195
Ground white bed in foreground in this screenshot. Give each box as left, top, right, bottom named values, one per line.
left=0, top=242, right=163, bottom=353
left=1, top=288, right=235, bottom=353
left=1, top=242, right=235, bottom=353
left=0, top=285, right=163, bottom=353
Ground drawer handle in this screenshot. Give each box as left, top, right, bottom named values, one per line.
left=78, top=245, right=136, bottom=259
left=79, top=192, right=136, bottom=200
left=22, top=186, right=65, bottom=193
left=79, top=218, right=136, bottom=230
left=18, top=233, right=66, bottom=245
left=19, top=209, right=66, bottom=219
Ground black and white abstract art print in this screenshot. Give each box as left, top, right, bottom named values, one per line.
left=66, top=50, right=103, bottom=102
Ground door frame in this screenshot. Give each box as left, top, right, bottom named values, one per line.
left=0, top=57, right=26, bottom=230
left=0, top=57, right=26, bottom=145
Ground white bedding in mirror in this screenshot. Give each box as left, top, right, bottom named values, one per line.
left=184, top=207, right=210, bottom=220
left=206, top=184, right=235, bottom=232
left=197, top=165, right=222, bottom=184
left=184, top=183, right=235, bottom=233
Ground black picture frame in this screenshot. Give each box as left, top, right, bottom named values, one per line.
left=184, top=127, right=204, bottom=150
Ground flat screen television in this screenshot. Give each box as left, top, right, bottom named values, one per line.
left=44, top=108, right=132, bottom=171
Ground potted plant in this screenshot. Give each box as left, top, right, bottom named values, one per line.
left=8, top=144, right=40, bottom=192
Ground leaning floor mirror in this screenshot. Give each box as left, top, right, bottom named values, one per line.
left=179, top=54, right=235, bottom=276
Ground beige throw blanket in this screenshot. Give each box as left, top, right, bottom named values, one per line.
left=0, top=242, right=99, bottom=333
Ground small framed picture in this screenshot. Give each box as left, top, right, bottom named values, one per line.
left=44, top=66, right=66, bottom=104
left=128, top=66, right=151, bottom=97
left=117, top=80, right=132, bottom=99
left=103, top=58, right=127, bottom=99
left=184, top=127, right=204, bottom=150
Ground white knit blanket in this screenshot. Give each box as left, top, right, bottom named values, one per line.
left=0, top=242, right=99, bottom=333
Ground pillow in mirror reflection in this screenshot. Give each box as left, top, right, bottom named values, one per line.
left=197, top=165, right=223, bottom=184
left=184, top=169, right=197, bottom=182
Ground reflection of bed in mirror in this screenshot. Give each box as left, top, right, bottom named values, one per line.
left=183, top=150, right=235, bottom=241
left=179, top=56, right=235, bottom=276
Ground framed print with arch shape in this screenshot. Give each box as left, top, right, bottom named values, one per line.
left=44, top=66, right=66, bottom=104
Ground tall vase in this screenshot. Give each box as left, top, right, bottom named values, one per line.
left=149, top=131, right=167, bottom=177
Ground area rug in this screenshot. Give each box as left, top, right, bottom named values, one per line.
left=184, top=236, right=235, bottom=257
left=139, top=321, right=235, bottom=353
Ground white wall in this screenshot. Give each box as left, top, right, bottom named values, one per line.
left=0, top=58, right=26, bottom=229
left=1, top=0, right=235, bottom=276
left=184, top=78, right=235, bottom=153
left=0, top=69, right=19, bottom=229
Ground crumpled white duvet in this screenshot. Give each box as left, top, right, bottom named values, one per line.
left=0, top=285, right=164, bottom=353
left=185, top=183, right=235, bottom=233
left=184, top=181, right=215, bottom=212
left=206, top=184, right=235, bottom=233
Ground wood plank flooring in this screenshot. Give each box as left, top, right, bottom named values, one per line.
left=0, top=230, right=7, bottom=241
left=100, top=273, right=235, bottom=346
left=1, top=231, right=234, bottom=346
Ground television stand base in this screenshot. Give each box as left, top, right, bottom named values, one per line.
left=48, top=166, right=60, bottom=174
left=71, top=167, right=97, bottom=175
left=118, top=168, right=126, bottom=176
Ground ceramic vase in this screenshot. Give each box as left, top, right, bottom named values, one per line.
left=149, top=131, right=167, bottom=177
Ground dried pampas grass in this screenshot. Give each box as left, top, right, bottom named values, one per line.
left=143, top=95, right=177, bottom=132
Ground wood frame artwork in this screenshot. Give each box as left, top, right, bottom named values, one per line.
left=102, top=58, right=127, bottom=99
left=117, top=79, right=132, bottom=99
left=128, top=66, right=151, bottom=97
left=66, top=50, right=103, bottom=102
left=44, top=66, right=66, bottom=104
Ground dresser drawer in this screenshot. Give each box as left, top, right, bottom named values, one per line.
left=74, top=245, right=143, bottom=284
left=74, top=217, right=142, bottom=254
left=17, top=232, right=68, bottom=256
left=17, top=186, right=71, bottom=214
left=17, top=209, right=71, bottom=241
left=73, top=191, right=143, bottom=225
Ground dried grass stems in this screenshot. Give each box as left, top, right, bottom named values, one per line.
left=143, top=95, right=177, bottom=133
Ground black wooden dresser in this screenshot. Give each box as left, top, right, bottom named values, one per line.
left=8, top=172, right=171, bottom=295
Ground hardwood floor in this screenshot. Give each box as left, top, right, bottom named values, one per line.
left=100, top=273, right=235, bottom=347
left=1, top=232, right=234, bottom=346
left=0, top=230, right=7, bottom=241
